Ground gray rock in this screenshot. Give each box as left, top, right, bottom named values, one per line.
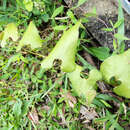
left=64, top=0, right=130, bottom=49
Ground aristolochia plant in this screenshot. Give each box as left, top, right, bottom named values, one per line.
left=41, top=21, right=81, bottom=72
left=68, top=65, right=102, bottom=105
left=100, top=49, right=130, bottom=98
left=18, top=21, right=42, bottom=51
left=0, top=23, right=19, bottom=47
left=0, top=21, right=42, bottom=51
left=1, top=20, right=129, bottom=106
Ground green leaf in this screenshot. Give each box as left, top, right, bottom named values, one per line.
left=114, top=33, right=130, bottom=41
left=13, top=99, right=22, bottom=118
left=94, top=110, right=117, bottom=125
left=18, top=21, right=42, bottom=50
left=100, top=49, right=130, bottom=98
left=42, top=14, right=49, bottom=22
left=41, top=21, right=81, bottom=72
left=83, top=46, right=111, bottom=61
left=109, top=120, right=124, bottom=130
left=21, top=100, right=32, bottom=116
left=68, top=65, right=102, bottom=105
left=77, top=54, right=95, bottom=70
left=89, top=47, right=111, bottom=61
left=102, top=28, right=113, bottom=32
left=2, top=0, right=7, bottom=10
left=73, top=0, right=88, bottom=9
left=100, top=100, right=112, bottom=108
left=113, top=39, right=117, bottom=50
left=0, top=23, right=18, bottom=47
left=96, top=94, right=119, bottom=102
left=6, top=53, right=21, bottom=67
left=114, top=18, right=124, bottom=29
left=51, top=5, right=64, bottom=18
left=117, top=0, right=125, bottom=52
left=23, top=0, right=33, bottom=12
left=67, top=10, right=77, bottom=24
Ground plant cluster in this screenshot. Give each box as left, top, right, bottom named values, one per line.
left=0, top=0, right=130, bottom=129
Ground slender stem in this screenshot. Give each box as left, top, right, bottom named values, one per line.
left=22, top=48, right=45, bottom=58
left=54, top=16, right=69, bottom=20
